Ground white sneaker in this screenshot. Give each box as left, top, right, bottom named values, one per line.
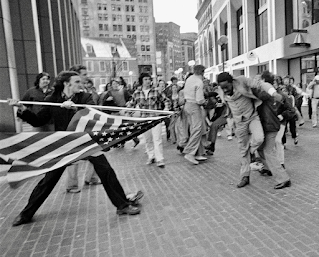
left=313, top=124, right=317, bottom=128
left=184, top=154, right=199, bottom=165
left=227, top=135, right=233, bottom=141
left=195, top=156, right=207, bottom=161
left=250, top=162, right=264, bottom=171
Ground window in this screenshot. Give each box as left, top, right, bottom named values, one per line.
left=132, top=25, right=136, bottom=31
left=142, top=55, right=146, bottom=61
left=97, top=3, right=102, bottom=10
left=126, top=5, right=130, bottom=11
left=255, top=0, right=268, bottom=47
left=140, top=35, right=144, bottom=41
left=237, top=7, right=244, bottom=55
left=83, top=30, right=90, bottom=37
left=100, top=78, right=107, bottom=85
left=127, top=25, right=131, bottom=31
left=100, top=61, right=106, bottom=72
left=99, top=34, right=104, bottom=37
left=145, top=35, right=150, bottom=42
left=104, top=24, right=108, bottom=31
left=145, top=25, right=149, bottom=32
left=117, top=5, right=121, bottom=11
left=122, top=61, right=128, bottom=71
left=131, top=15, right=135, bottom=22
left=144, top=6, right=148, bottom=13
left=113, top=25, right=117, bottom=31
left=146, top=45, right=150, bottom=51
left=119, top=25, right=122, bottom=31
left=144, top=16, right=148, bottom=22
left=103, top=4, right=107, bottom=10
left=132, top=35, right=136, bottom=40
left=140, top=25, right=144, bottom=32
left=98, top=14, right=102, bottom=20
left=117, top=15, right=122, bottom=21
left=87, top=61, right=93, bottom=72
left=131, top=5, right=135, bottom=12
left=127, top=35, right=132, bottom=38
left=139, top=16, right=143, bottom=22
left=126, top=15, right=131, bottom=22
left=139, top=6, right=143, bottom=12
left=82, top=0, right=87, bottom=3
left=112, top=4, right=116, bottom=11
left=82, top=8, right=88, bottom=15
left=147, top=55, right=151, bottom=62
left=99, top=24, right=103, bottom=30
left=141, top=45, right=145, bottom=51
left=112, top=14, right=116, bottom=21
left=105, top=34, right=109, bottom=37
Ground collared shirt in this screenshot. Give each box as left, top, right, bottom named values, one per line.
left=183, top=75, right=205, bottom=105
left=127, top=87, right=169, bottom=117
left=225, top=90, right=256, bottom=123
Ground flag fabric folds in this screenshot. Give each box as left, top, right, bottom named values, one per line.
left=1, top=108, right=168, bottom=188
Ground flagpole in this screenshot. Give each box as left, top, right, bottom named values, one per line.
left=0, top=100, right=174, bottom=115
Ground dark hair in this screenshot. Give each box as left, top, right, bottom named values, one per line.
left=87, top=78, right=93, bottom=85
left=138, top=73, right=151, bottom=85
left=119, top=76, right=127, bottom=87
left=34, top=72, right=50, bottom=88
left=260, top=70, right=274, bottom=85
left=53, top=71, right=79, bottom=94
left=193, top=65, right=206, bottom=75
left=171, top=76, right=178, bottom=82
left=69, top=64, right=87, bottom=73
left=217, top=72, right=233, bottom=84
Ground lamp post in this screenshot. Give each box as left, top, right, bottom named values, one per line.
left=112, top=48, right=120, bottom=78
left=217, top=35, right=228, bottom=72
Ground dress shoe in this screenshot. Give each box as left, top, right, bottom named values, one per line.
left=237, top=176, right=250, bottom=188
left=12, top=214, right=31, bottom=226
left=156, top=160, right=165, bottom=168
left=195, top=156, right=207, bottom=161
left=184, top=154, right=199, bottom=165
left=126, top=190, right=144, bottom=206
left=259, top=169, right=272, bottom=176
left=177, top=145, right=184, bottom=154
left=274, top=180, right=291, bottom=189
left=116, top=205, right=140, bottom=215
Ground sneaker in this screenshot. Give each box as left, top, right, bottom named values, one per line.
left=227, top=135, right=233, bottom=141
left=66, top=188, right=81, bottom=193
left=146, top=158, right=155, bottom=165
left=294, top=137, right=298, bottom=145
left=116, top=205, right=140, bottom=215
left=195, top=156, right=207, bottom=161
left=184, top=154, right=199, bottom=165
left=156, top=160, right=165, bottom=168
left=126, top=190, right=144, bottom=202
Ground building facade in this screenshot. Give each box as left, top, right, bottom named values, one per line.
left=0, top=0, right=82, bottom=132
left=181, top=32, right=198, bottom=73
left=155, top=22, right=182, bottom=81
left=79, top=0, right=157, bottom=77
left=195, top=0, right=319, bottom=88
left=82, top=37, right=138, bottom=90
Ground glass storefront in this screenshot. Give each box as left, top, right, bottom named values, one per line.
left=298, top=0, right=319, bottom=28
left=301, top=53, right=319, bottom=90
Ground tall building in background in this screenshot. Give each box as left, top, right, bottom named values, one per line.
left=155, top=22, right=182, bottom=81
left=79, top=0, right=157, bottom=79
left=181, top=33, right=197, bottom=73
left=0, top=0, right=82, bottom=132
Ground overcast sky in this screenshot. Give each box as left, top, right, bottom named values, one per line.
left=153, top=0, right=198, bottom=33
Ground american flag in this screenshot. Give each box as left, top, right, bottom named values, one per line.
left=1, top=108, right=167, bottom=188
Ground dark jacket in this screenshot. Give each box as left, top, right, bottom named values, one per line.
left=18, top=91, right=94, bottom=131
left=255, top=90, right=296, bottom=132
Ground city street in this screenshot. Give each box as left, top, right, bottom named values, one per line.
left=1, top=112, right=319, bottom=257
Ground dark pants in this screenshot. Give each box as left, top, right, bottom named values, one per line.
left=20, top=154, right=129, bottom=219
left=207, top=115, right=227, bottom=152
left=308, top=98, right=312, bottom=119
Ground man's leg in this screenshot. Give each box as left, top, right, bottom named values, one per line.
left=84, top=161, right=100, bottom=185
left=311, top=98, right=318, bottom=126
left=66, top=165, right=80, bottom=192
left=248, top=116, right=265, bottom=156
left=143, top=128, right=155, bottom=162
left=14, top=167, right=65, bottom=225
left=207, top=116, right=227, bottom=152
left=152, top=123, right=164, bottom=164
left=89, top=154, right=140, bottom=214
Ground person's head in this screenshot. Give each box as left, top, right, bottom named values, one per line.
left=280, top=85, right=289, bottom=96
left=203, top=79, right=210, bottom=87
left=106, top=82, right=112, bottom=91
left=217, top=72, right=234, bottom=96
left=53, top=71, right=82, bottom=97
left=157, top=80, right=166, bottom=92
left=69, top=64, right=88, bottom=84
left=86, top=78, right=94, bottom=89
left=283, top=75, right=291, bottom=86
left=274, top=75, right=283, bottom=89
left=34, top=72, right=50, bottom=89
left=110, top=79, right=120, bottom=90
left=138, top=73, right=152, bottom=87
left=171, top=77, right=178, bottom=84
left=260, top=70, right=275, bottom=85
left=314, top=75, right=319, bottom=83
left=193, top=65, right=206, bottom=76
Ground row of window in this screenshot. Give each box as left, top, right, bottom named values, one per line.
left=86, top=61, right=129, bottom=73
left=141, top=45, right=151, bottom=51
left=96, top=4, right=148, bottom=13
left=98, top=24, right=149, bottom=32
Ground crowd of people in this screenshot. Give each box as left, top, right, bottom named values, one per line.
left=7, top=63, right=319, bottom=226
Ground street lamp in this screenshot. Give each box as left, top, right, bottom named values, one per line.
left=112, top=47, right=120, bottom=78
left=217, top=35, right=228, bottom=72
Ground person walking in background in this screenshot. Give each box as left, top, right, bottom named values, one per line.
left=85, top=78, right=99, bottom=104
left=217, top=72, right=283, bottom=188
left=307, top=75, right=319, bottom=127
left=8, top=71, right=142, bottom=226
left=182, top=65, right=207, bottom=165
left=127, top=73, right=170, bottom=168
left=21, top=72, right=54, bottom=132
left=66, top=65, right=100, bottom=192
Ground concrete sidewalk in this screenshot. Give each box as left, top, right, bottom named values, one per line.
left=1, top=119, right=319, bottom=257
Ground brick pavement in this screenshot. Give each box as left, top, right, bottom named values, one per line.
left=1, top=116, right=319, bottom=257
